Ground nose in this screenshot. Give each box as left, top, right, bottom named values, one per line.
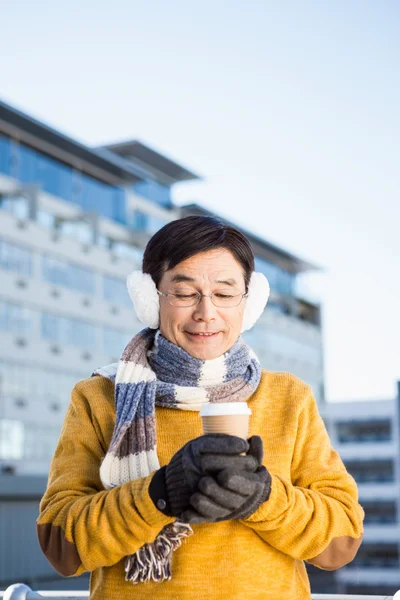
left=192, top=295, right=217, bottom=322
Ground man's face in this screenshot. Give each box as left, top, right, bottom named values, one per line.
left=158, top=248, right=247, bottom=360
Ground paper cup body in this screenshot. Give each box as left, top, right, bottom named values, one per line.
left=200, top=402, right=251, bottom=439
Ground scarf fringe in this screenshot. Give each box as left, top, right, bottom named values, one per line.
left=125, top=522, right=193, bottom=584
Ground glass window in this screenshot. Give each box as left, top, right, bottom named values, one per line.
left=58, top=220, right=94, bottom=245
left=41, top=312, right=97, bottom=349
left=18, top=144, right=74, bottom=202
left=112, top=242, right=143, bottom=265
left=255, top=257, right=295, bottom=296
left=0, top=134, right=12, bottom=175
left=0, top=194, right=30, bottom=220
left=5, top=140, right=127, bottom=224
left=65, top=318, right=97, bottom=348
left=42, top=254, right=96, bottom=294
left=0, top=359, right=85, bottom=407
left=129, top=210, right=168, bottom=235
left=40, top=312, right=61, bottom=343
left=0, top=238, right=32, bottom=276
left=347, top=543, right=398, bottom=569
left=344, top=459, right=394, bottom=483
left=23, top=424, right=61, bottom=461
left=131, top=209, right=149, bottom=231
left=262, top=330, right=321, bottom=366
left=362, top=500, right=397, bottom=524
left=0, top=419, right=24, bottom=460
left=133, top=180, right=172, bottom=207
left=103, top=275, right=131, bottom=307
left=36, top=210, right=55, bottom=229
left=79, top=174, right=124, bottom=221
left=0, top=300, right=34, bottom=335
left=336, top=419, right=392, bottom=443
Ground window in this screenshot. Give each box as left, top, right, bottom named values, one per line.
left=347, top=543, right=398, bottom=569
left=0, top=134, right=12, bottom=176
left=133, top=180, right=172, bottom=208
left=103, top=275, right=131, bottom=307
left=58, top=220, right=94, bottom=245
left=0, top=419, right=24, bottom=460
left=0, top=238, right=32, bottom=276
left=362, top=500, right=397, bottom=524
left=18, top=143, right=74, bottom=202
left=42, top=254, right=96, bottom=294
left=36, top=210, right=55, bottom=229
left=79, top=174, right=125, bottom=223
left=263, top=330, right=321, bottom=366
left=336, top=419, right=392, bottom=443
left=41, top=312, right=97, bottom=349
left=0, top=300, right=34, bottom=335
left=132, top=209, right=149, bottom=231
left=254, top=257, right=295, bottom=296
left=344, top=459, right=394, bottom=483
left=0, top=360, right=85, bottom=408
left=0, top=194, right=29, bottom=220
left=112, top=242, right=143, bottom=264
left=24, top=424, right=61, bottom=461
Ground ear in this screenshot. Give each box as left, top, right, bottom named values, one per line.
left=126, top=271, right=160, bottom=329
left=241, top=272, right=270, bottom=333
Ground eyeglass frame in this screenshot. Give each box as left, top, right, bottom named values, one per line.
left=156, top=289, right=248, bottom=308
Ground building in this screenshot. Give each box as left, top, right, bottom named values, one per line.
left=313, top=383, right=400, bottom=597
left=0, top=100, right=200, bottom=475
left=0, top=99, right=324, bottom=591
left=0, top=99, right=324, bottom=478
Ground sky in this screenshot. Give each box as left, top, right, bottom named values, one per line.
left=1, top=1, right=399, bottom=402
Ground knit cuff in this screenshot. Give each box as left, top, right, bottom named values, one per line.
left=148, top=466, right=173, bottom=516
left=131, top=472, right=176, bottom=529
left=165, top=452, right=192, bottom=516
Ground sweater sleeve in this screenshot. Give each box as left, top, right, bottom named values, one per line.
left=241, top=387, right=364, bottom=569
left=36, top=380, right=175, bottom=577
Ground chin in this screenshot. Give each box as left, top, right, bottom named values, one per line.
left=186, top=347, right=226, bottom=360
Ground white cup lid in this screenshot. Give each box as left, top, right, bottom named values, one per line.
left=199, top=402, right=251, bottom=417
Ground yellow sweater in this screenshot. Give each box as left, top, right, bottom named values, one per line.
left=37, top=371, right=364, bottom=600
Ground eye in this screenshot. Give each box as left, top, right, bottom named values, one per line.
left=214, top=293, right=234, bottom=299
left=174, top=292, right=197, bottom=299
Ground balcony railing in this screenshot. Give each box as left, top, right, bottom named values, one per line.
left=1, top=584, right=400, bottom=599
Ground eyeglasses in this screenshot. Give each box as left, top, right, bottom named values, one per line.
left=157, top=288, right=248, bottom=308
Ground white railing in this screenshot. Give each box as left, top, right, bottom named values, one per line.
left=0, top=585, right=399, bottom=599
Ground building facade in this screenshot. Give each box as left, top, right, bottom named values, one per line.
left=315, top=385, right=400, bottom=597
left=0, top=99, right=324, bottom=479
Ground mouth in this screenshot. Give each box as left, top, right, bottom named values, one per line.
left=185, top=331, right=221, bottom=341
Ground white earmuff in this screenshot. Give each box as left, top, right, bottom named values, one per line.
left=126, top=271, right=160, bottom=329
left=240, top=271, right=270, bottom=332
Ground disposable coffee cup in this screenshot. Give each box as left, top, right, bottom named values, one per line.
left=199, top=402, right=251, bottom=439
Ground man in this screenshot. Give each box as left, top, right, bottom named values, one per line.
left=37, top=216, right=364, bottom=599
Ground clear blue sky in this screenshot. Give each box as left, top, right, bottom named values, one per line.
left=1, top=1, right=399, bottom=401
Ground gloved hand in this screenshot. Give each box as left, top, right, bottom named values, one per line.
left=149, top=434, right=259, bottom=518
left=180, top=435, right=271, bottom=523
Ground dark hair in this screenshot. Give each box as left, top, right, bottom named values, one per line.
left=142, top=215, right=255, bottom=290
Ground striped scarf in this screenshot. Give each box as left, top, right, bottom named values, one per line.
left=94, top=328, right=261, bottom=584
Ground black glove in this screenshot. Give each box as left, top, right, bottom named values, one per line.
left=149, top=434, right=259, bottom=517
left=180, top=435, right=271, bottom=523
